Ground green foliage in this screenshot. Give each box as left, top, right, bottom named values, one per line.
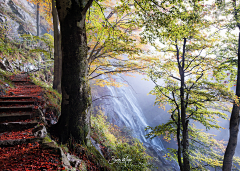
left=0, top=22, right=54, bottom=81
left=137, top=0, right=240, bottom=170
left=30, top=73, right=61, bottom=117
left=91, top=108, right=153, bottom=170
left=30, top=73, right=52, bottom=88
left=87, top=0, right=145, bottom=87
left=91, top=109, right=117, bottom=146
left=214, top=31, right=239, bottom=88
left=0, top=69, right=14, bottom=95
left=20, top=33, right=54, bottom=60
left=0, top=68, right=13, bottom=80
left=0, top=18, right=17, bottom=56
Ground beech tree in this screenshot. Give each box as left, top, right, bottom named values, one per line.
left=54, top=0, right=94, bottom=144
left=37, top=2, right=40, bottom=36
left=136, top=0, right=240, bottom=170
left=25, top=0, right=147, bottom=145
left=26, top=0, right=62, bottom=93
left=28, top=0, right=144, bottom=91
left=52, top=0, right=62, bottom=93
left=54, top=0, right=147, bottom=144
left=213, top=0, right=240, bottom=170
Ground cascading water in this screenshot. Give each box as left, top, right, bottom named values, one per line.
left=103, top=83, right=164, bottom=148
left=92, top=76, right=180, bottom=170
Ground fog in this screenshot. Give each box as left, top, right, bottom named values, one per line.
left=122, top=74, right=171, bottom=126
left=122, top=73, right=240, bottom=158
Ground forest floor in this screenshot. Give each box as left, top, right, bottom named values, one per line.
left=0, top=74, right=66, bottom=170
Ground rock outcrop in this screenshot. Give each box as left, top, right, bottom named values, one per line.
left=0, top=0, right=50, bottom=39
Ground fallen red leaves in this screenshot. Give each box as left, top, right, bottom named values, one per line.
left=0, top=142, right=63, bottom=170
left=0, top=128, right=35, bottom=140
left=7, top=85, right=42, bottom=97
left=0, top=74, right=64, bottom=170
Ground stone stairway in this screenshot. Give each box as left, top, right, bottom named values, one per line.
left=0, top=74, right=66, bottom=170
left=0, top=96, right=36, bottom=123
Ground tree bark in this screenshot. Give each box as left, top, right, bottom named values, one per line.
left=55, top=0, right=93, bottom=145
left=177, top=107, right=183, bottom=171
left=180, top=38, right=190, bottom=171
left=36, top=3, right=40, bottom=36
left=222, top=30, right=240, bottom=171
left=52, top=0, right=62, bottom=93
left=176, top=38, right=190, bottom=171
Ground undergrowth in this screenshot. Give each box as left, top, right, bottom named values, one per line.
left=0, top=69, right=14, bottom=95
left=91, top=108, right=153, bottom=171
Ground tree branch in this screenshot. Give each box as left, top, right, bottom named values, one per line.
left=82, top=0, right=94, bottom=15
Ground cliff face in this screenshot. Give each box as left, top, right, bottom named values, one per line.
left=0, top=0, right=50, bottom=39
left=0, top=0, right=53, bottom=79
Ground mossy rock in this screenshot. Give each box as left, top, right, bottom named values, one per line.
left=42, top=136, right=52, bottom=143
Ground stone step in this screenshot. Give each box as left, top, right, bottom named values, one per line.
left=0, top=96, right=34, bottom=101
left=0, top=138, right=40, bottom=147
left=0, top=113, right=34, bottom=123
left=0, top=101, right=35, bottom=107
left=0, top=121, right=38, bottom=133
left=13, top=81, right=35, bottom=85
left=0, top=105, right=34, bottom=110
left=0, top=106, right=34, bottom=116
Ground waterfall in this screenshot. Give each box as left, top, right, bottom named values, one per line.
left=103, top=84, right=164, bottom=150
left=92, top=76, right=180, bottom=170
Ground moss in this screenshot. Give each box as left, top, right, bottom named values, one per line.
left=42, top=136, right=52, bottom=143
left=0, top=69, right=14, bottom=88
left=83, top=145, right=115, bottom=171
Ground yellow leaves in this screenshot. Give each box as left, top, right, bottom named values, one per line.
left=93, top=78, right=126, bottom=88
left=27, top=0, right=53, bottom=29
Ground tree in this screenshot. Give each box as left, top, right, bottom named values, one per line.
left=27, top=0, right=62, bottom=93
left=52, top=0, right=62, bottom=93
left=86, top=0, right=144, bottom=87
left=216, top=0, right=240, bottom=170
left=37, top=2, right=40, bottom=36
left=135, top=0, right=238, bottom=170
left=54, top=0, right=147, bottom=144
left=27, top=0, right=148, bottom=145
left=54, top=0, right=94, bottom=144
left=27, top=0, right=53, bottom=33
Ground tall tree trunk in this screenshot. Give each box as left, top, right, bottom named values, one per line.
left=55, top=0, right=93, bottom=145
left=222, top=30, right=240, bottom=171
left=52, top=0, right=62, bottom=93
left=180, top=38, right=190, bottom=171
left=36, top=3, right=40, bottom=36
left=177, top=107, right=183, bottom=171
left=176, top=38, right=190, bottom=171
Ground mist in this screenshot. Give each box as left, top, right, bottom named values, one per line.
left=122, top=73, right=240, bottom=158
